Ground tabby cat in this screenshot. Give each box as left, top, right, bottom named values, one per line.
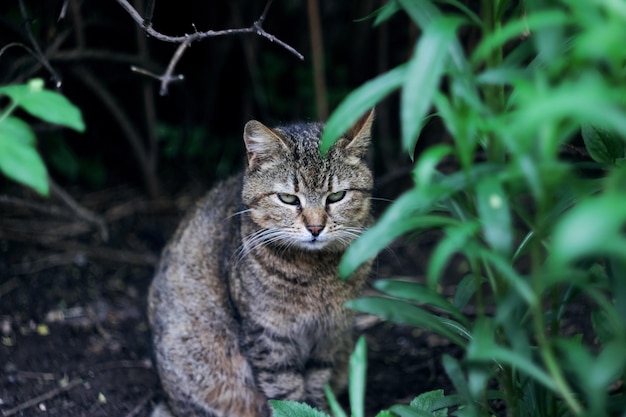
left=148, top=110, right=375, bottom=417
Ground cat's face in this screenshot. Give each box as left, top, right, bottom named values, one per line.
left=241, top=112, right=374, bottom=253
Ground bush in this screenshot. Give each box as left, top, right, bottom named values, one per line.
left=277, top=0, right=626, bottom=416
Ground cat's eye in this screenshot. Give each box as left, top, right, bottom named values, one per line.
left=326, top=190, right=347, bottom=204
left=277, top=193, right=300, bottom=206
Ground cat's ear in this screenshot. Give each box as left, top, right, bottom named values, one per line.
left=243, top=120, right=291, bottom=168
left=343, top=109, right=374, bottom=158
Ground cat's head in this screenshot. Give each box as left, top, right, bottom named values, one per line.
left=241, top=110, right=374, bottom=252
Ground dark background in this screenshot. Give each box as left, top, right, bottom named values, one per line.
left=0, top=0, right=418, bottom=198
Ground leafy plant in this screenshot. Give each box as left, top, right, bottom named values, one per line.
left=0, top=78, right=85, bottom=195
left=292, top=0, right=626, bottom=416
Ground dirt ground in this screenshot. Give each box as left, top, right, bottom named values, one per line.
left=0, top=182, right=460, bottom=417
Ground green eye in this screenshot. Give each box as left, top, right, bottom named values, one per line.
left=327, top=190, right=346, bottom=204
left=277, top=193, right=300, bottom=205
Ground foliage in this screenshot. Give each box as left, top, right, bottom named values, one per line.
left=0, top=78, right=85, bottom=195
left=304, top=0, right=626, bottom=416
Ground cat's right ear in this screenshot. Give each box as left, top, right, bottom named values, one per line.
left=243, top=120, right=291, bottom=168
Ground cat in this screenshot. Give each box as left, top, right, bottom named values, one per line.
left=148, top=110, right=375, bottom=417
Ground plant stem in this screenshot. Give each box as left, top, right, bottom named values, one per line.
left=481, top=0, right=506, bottom=164
left=530, top=208, right=583, bottom=416
left=0, top=100, right=19, bottom=124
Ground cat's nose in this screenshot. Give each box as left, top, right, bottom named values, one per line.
left=306, top=224, right=324, bottom=237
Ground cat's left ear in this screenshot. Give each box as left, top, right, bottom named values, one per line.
left=343, top=108, right=374, bottom=158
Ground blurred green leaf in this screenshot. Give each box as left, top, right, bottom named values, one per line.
left=0, top=80, right=85, bottom=132
left=0, top=120, right=48, bottom=195
left=372, top=1, right=400, bottom=26
left=412, top=144, right=453, bottom=185
left=441, top=355, right=474, bottom=410
left=477, top=248, right=536, bottom=305
left=476, top=176, right=512, bottom=256
left=468, top=319, right=556, bottom=391
left=347, top=297, right=469, bottom=347
left=349, top=336, right=367, bottom=417
left=269, top=400, right=329, bottom=417
left=0, top=116, right=36, bottom=145
left=324, top=385, right=347, bottom=417
left=581, top=124, right=624, bottom=165
left=320, top=65, right=406, bottom=156
left=398, top=0, right=440, bottom=28
left=436, top=0, right=481, bottom=27
left=388, top=405, right=435, bottom=417
left=427, top=221, right=479, bottom=289
left=552, top=193, right=626, bottom=265
left=471, top=10, right=569, bottom=66
left=402, top=16, right=464, bottom=158
left=339, top=188, right=456, bottom=278
left=453, top=274, right=485, bottom=311
left=375, top=279, right=468, bottom=326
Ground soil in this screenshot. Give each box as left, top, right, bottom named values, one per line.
left=0, top=182, right=460, bottom=417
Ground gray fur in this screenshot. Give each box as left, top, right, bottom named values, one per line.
left=149, top=111, right=375, bottom=417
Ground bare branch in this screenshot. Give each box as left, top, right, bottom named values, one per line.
left=115, top=0, right=304, bottom=94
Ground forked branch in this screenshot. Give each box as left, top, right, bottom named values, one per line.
left=115, top=0, right=304, bottom=95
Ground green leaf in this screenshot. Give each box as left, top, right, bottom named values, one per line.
left=402, top=16, right=464, bottom=158
left=347, top=297, right=469, bottom=347
left=412, top=144, right=453, bottom=185
left=398, top=0, right=440, bottom=28
left=551, top=193, right=626, bottom=265
left=453, top=274, right=484, bottom=311
left=375, top=279, right=468, bottom=326
left=468, top=320, right=556, bottom=391
left=0, top=121, right=48, bottom=195
left=324, top=385, right=347, bottom=417
left=477, top=248, right=536, bottom=305
left=389, top=405, right=434, bottom=417
left=0, top=81, right=85, bottom=132
left=581, top=124, right=625, bottom=165
left=441, top=355, right=472, bottom=406
left=374, top=411, right=395, bottom=417
left=320, top=65, right=406, bottom=156
left=409, top=389, right=448, bottom=416
left=426, top=221, right=479, bottom=289
left=476, top=176, right=512, bottom=256
left=349, top=336, right=367, bottom=417
left=436, top=0, right=481, bottom=27
left=372, top=1, right=401, bottom=26
left=269, top=400, right=330, bottom=417
left=471, top=10, right=569, bottom=66
left=339, top=188, right=454, bottom=278
left=0, top=116, right=36, bottom=145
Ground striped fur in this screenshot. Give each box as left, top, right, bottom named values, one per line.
left=149, top=111, right=374, bottom=417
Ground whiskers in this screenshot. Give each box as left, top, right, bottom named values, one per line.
left=234, top=227, right=297, bottom=265
left=232, top=224, right=370, bottom=265
left=226, top=208, right=252, bottom=219
left=328, top=225, right=367, bottom=249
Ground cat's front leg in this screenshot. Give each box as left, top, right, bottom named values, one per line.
left=302, top=331, right=354, bottom=410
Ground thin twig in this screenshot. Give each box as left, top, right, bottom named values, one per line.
left=18, top=0, right=62, bottom=87
left=116, top=0, right=303, bottom=94
left=1, top=379, right=83, bottom=417
left=49, top=177, right=109, bottom=241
